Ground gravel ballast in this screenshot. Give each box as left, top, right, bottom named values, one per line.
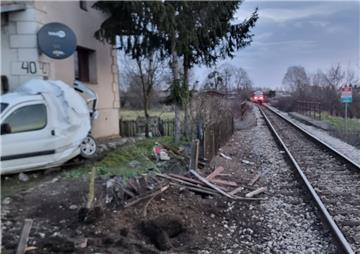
left=203, top=104, right=337, bottom=253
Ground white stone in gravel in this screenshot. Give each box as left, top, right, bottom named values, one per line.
left=69, top=205, right=78, bottom=210
left=18, top=172, right=29, bottom=182
left=2, top=197, right=11, bottom=205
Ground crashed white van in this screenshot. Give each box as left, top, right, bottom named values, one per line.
left=0, top=80, right=98, bottom=174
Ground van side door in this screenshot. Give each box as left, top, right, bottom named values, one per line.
left=0, top=102, right=56, bottom=174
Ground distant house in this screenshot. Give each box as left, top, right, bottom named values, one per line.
left=1, top=1, right=120, bottom=138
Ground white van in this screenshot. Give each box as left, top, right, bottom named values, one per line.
left=0, top=80, right=98, bottom=174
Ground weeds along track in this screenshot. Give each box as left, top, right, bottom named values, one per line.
left=259, top=105, right=360, bottom=254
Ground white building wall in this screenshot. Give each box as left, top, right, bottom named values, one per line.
left=1, top=1, right=120, bottom=138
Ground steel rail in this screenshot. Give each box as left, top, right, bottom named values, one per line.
left=264, top=104, right=360, bottom=169
left=258, top=105, right=355, bottom=254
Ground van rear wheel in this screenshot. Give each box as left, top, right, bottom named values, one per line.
left=80, top=135, right=97, bottom=159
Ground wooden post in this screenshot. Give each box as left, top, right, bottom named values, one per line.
left=189, top=139, right=200, bottom=171
left=203, top=129, right=208, bottom=160
left=16, top=219, right=33, bottom=254
left=211, top=129, right=215, bottom=160
left=87, top=167, right=96, bottom=209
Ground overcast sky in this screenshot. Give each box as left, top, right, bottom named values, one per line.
left=193, top=0, right=360, bottom=89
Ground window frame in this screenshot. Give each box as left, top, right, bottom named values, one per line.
left=74, top=46, right=97, bottom=84
left=2, top=103, right=48, bottom=134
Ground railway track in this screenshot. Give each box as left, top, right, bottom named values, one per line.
left=259, top=104, right=360, bottom=254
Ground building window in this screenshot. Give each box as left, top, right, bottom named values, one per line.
left=3, top=104, right=47, bottom=134
left=1, top=75, right=9, bottom=94
left=79, top=0, right=87, bottom=11
left=74, top=46, right=97, bottom=83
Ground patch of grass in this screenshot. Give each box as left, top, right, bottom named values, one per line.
left=63, top=137, right=173, bottom=178
left=322, top=113, right=360, bottom=131
left=120, top=109, right=181, bottom=120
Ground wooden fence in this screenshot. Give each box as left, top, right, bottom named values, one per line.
left=296, top=100, right=321, bottom=120
left=120, top=118, right=175, bottom=137
left=120, top=113, right=235, bottom=161
left=202, top=114, right=234, bottom=161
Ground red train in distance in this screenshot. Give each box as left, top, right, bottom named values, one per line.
left=251, top=90, right=265, bottom=103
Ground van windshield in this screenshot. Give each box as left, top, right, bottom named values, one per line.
left=1, top=103, right=8, bottom=114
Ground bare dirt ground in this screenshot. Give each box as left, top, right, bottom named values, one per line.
left=1, top=103, right=337, bottom=253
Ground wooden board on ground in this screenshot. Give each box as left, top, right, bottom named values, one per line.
left=206, top=166, right=224, bottom=180
left=209, top=178, right=237, bottom=187
left=245, top=187, right=267, bottom=198
left=16, top=219, right=33, bottom=254
left=190, top=170, right=234, bottom=199
left=168, top=173, right=203, bottom=185
left=248, top=173, right=261, bottom=186
left=228, top=186, right=244, bottom=195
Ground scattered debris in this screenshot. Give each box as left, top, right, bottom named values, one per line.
left=245, top=187, right=267, bottom=198
left=75, top=238, right=88, bottom=249
left=190, top=170, right=234, bottom=199
left=209, top=178, right=237, bottom=187
left=248, top=168, right=271, bottom=186
left=153, top=143, right=171, bottom=161
left=24, top=246, right=37, bottom=252
left=229, top=186, right=244, bottom=195
left=206, top=166, right=225, bottom=180
left=220, top=153, right=232, bottom=160
left=241, top=159, right=255, bottom=165
left=248, top=173, right=261, bottom=186
left=69, top=204, right=78, bottom=210
left=18, top=173, right=29, bottom=182
left=2, top=197, right=11, bottom=205
left=143, top=185, right=169, bottom=217
left=105, top=176, right=124, bottom=204
left=124, top=184, right=169, bottom=208
left=159, top=150, right=170, bottom=161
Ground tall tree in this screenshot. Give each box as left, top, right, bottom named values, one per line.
left=282, top=66, right=310, bottom=93
left=93, top=1, right=258, bottom=140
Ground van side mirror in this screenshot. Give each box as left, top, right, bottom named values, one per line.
left=1, top=123, right=11, bottom=135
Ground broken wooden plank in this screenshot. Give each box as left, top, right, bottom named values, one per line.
left=138, top=176, right=148, bottom=193
left=220, top=153, right=232, bottom=160
left=123, top=187, right=136, bottom=198
left=24, top=246, right=37, bottom=252
left=205, top=166, right=224, bottom=180
left=189, top=170, right=234, bottom=199
left=218, top=173, right=232, bottom=177
left=160, top=143, right=184, bottom=157
left=198, top=160, right=207, bottom=167
left=229, top=185, right=244, bottom=195
left=127, top=178, right=140, bottom=194
left=16, top=219, right=33, bottom=254
left=143, top=185, right=169, bottom=217
left=248, top=173, right=261, bottom=186
left=245, top=187, right=267, bottom=198
left=209, top=178, right=237, bottom=187
left=124, top=185, right=169, bottom=208
left=233, top=196, right=266, bottom=201
left=156, top=173, right=224, bottom=191
left=248, top=168, right=271, bottom=186
left=168, top=173, right=203, bottom=185
left=189, top=139, right=200, bottom=171
left=179, top=185, right=219, bottom=196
